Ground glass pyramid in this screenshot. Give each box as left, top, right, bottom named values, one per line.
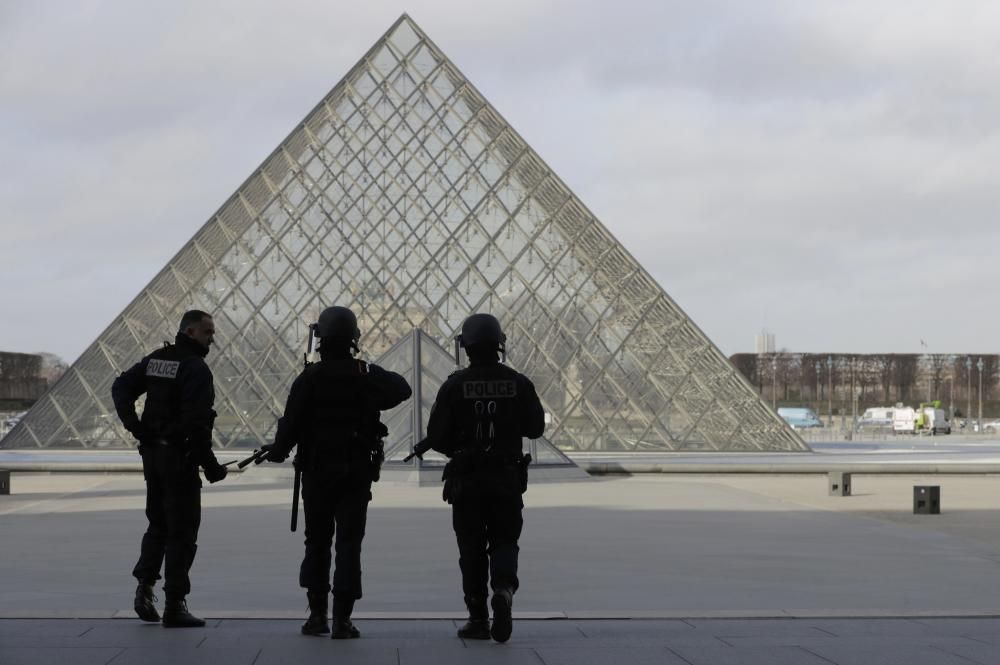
left=3, top=15, right=807, bottom=454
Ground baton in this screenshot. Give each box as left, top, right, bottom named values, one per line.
left=290, top=463, right=301, bottom=532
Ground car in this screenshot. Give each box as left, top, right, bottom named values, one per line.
left=777, top=407, right=823, bottom=429
left=985, top=420, right=1000, bottom=434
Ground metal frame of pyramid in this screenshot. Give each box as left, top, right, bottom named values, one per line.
left=374, top=328, right=578, bottom=467
left=3, top=15, right=808, bottom=454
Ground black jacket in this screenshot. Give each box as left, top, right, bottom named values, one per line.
left=425, top=359, right=545, bottom=459
left=272, top=353, right=411, bottom=469
left=111, top=333, right=217, bottom=466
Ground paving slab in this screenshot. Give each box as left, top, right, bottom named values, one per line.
left=0, top=647, right=123, bottom=665
left=667, top=645, right=833, bottom=665
left=532, top=646, right=687, bottom=665
left=801, top=642, right=980, bottom=665
left=933, top=642, right=1000, bottom=665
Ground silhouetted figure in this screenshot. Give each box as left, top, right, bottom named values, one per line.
left=262, top=306, right=411, bottom=638
left=111, top=310, right=228, bottom=628
left=422, top=313, right=545, bottom=642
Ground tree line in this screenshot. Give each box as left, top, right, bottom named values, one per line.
left=729, top=353, right=999, bottom=417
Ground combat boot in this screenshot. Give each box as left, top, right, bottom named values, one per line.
left=301, top=591, right=330, bottom=636
left=162, top=596, right=206, bottom=628
left=490, top=588, right=514, bottom=643
left=133, top=583, right=160, bottom=623
left=457, top=595, right=490, bottom=640
left=330, top=596, right=361, bottom=639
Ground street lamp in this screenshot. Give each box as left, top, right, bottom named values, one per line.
left=827, top=356, right=834, bottom=427
left=771, top=354, right=778, bottom=410
left=978, top=357, right=985, bottom=433
left=944, top=375, right=953, bottom=420
left=815, top=360, right=821, bottom=414
left=966, top=357, right=972, bottom=429
left=851, top=356, right=857, bottom=434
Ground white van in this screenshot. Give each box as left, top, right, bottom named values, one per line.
left=859, top=407, right=894, bottom=429
left=894, top=406, right=951, bottom=435
left=921, top=408, right=951, bottom=435
left=893, top=407, right=917, bottom=433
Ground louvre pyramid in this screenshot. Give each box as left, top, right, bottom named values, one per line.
left=3, top=15, right=807, bottom=453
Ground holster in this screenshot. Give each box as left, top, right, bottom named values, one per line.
left=441, top=451, right=477, bottom=504
left=369, top=437, right=385, bottom=483
left=517, top=453, right=532, bottom=494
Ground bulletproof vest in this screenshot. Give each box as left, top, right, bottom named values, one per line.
left=454, top=364, right=522, bottom=456
left=302, top=358, right=379, bottom=462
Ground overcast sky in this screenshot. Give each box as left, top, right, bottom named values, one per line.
left=2, top=0, right=998, bottom=363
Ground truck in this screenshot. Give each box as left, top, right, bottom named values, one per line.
left=893, top=404, right=951, bottom=435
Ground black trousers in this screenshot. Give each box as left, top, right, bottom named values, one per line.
left=298, top=471, right=372, bottom=600
left=451, top=476, right=523, bottom=601
left=133, top=444, right=202, bottom=598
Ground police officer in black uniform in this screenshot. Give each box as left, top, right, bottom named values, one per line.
left=261, top=306, right=411, bottom=638
left=419, top=313, right=545, bottom=643
left=111, top=309, right=228, bottom=628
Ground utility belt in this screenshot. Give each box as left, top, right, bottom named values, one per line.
left=300, top=434, right=384, bottom=482
left=446, top=447, right=523, bottom=473
left=441, top=447, right=532, bottom=503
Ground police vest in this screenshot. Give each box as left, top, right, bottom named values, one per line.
left=141, top=344, right=201, bottom=440
left=454, top=365, right=521, bottom=456
left=302, top=359, right=380, bottom=461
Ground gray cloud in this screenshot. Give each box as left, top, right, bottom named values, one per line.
left=1, top=0, right=998, bottom=363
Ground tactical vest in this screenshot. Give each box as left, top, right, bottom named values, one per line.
left=301, top=359, right=381, bottom=468
left=453, top=365, right=522, bottom=459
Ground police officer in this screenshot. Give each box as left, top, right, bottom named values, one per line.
left=111, top=309, right=228, bottom=628
left=261, top=306, right=411, bottom=638
left=419, top=313, right=545, bottom=643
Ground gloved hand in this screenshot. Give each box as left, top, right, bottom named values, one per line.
left=124, top=421, right=147, bottom=442
left=261, top=444, right=288, bottom=463
left=203, top=463, right=228, bottom=484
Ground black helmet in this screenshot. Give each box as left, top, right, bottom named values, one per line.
left=316, top=306, right=361, bottom=343
left=457, top=313, right=506, bottom=351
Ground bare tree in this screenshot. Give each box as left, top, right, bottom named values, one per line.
left=893, top=355, right=919, bottom=403
left=730, top=354, right=761, bottom=394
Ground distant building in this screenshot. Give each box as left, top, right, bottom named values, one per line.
left=755, top=330, right=775, bottom=355
left=0, top=351, right=48, bottom=407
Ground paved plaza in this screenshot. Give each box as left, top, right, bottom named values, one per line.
left=5, top=457, right=1000, bottom=662
left=9, top=616, right=1000, bottom=665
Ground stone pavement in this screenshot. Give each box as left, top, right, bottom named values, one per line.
left=6, top=467, right=1000, bottom=663
left=7, top=617, right=1000, bottom=664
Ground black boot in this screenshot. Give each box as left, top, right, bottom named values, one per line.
left=133, top=583, right=160, bottom=623
left=457, top=595, right=490, bottom=639
left=301, top=591, right=330, bottom=636
left=490, top=588, right=513, bottom=643
left=330, top=596, right=360, bottom=639
left=162, top=596, right=206, bottom=628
